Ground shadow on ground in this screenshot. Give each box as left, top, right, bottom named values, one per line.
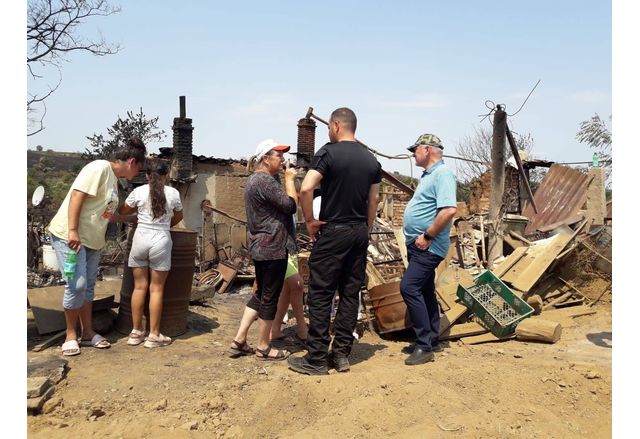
left=586, top=331, right=612, bottom=349
left=350, top=341, right=387, bottom=365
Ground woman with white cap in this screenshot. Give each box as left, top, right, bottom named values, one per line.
left=228, top=139, right=298, bottom=361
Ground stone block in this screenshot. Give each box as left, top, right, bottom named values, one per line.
left=27, top=376, right=51, bottom=398
left=27, top=385, right=55, bottom=415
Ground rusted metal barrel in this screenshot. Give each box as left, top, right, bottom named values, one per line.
left=368, top=281, right=411, bottom=334
left=116, top=226, right=197, bottom=337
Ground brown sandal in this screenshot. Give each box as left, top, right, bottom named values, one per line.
left=255, top=346, right=290, bottom=361
left=228, top=340, right=255, bottom=358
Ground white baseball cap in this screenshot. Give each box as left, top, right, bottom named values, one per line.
left=254, top=138, right=290, bottom=162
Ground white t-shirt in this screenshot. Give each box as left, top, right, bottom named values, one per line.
left=313, top=196, right=322, bottom=220
left=125, top=184, right=183, bottom=230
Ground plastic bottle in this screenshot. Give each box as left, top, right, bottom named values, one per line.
left=64, top=251, right=77, bottom=281
left=592, top=152, right=599, bottom=167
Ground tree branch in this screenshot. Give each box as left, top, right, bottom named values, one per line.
left=27, top=0, right=121, bottom=134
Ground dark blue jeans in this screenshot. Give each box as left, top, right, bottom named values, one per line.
left=400, top=243, right=444, bottom=350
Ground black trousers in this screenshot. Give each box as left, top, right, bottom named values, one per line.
left=307, top=223, right=369, bottom=365
left=246, top=258, right=287, bottom=321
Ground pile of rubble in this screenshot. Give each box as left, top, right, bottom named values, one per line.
left=359, top=163, right=612, bottom=345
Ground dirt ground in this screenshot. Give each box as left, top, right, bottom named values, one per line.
left=27, top=282, right=612, bottom=439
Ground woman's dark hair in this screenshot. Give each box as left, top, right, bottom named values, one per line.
left=113, top=137, right=147, bottom=165
left=145, top=158, right=169, bottom=219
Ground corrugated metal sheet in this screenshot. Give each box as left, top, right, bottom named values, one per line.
left=522, top=164, right=592, bottom=234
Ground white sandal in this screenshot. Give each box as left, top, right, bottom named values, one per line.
left=61, top=339, right=80, bottom=356
left=127, top=329, right=147, bottom=346
left=144, top=333, right=172, bottom=349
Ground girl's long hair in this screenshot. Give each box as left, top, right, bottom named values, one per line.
left=146, top=159, right=169, bottom=219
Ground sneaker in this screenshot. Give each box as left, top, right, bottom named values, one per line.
left=287, top=355, right=329, bottom=375
left=144, top=333, right=172, bottom=349
left=328, top=352, right=350, bottom=372
left=127, top=329, right=147, bottom=346
left=405, top=347, right=435, bottom=366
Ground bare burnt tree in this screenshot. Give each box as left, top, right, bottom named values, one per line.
left=455, top=126, right=534, bottom=183
left=27, top=0, right=121, bottom=136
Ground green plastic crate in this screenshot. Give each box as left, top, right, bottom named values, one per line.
left=456, top=270, right=534, bottom=338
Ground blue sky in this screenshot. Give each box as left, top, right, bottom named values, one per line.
left=26, top=0, right=612, bottom=178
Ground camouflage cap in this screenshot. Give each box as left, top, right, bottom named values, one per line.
left=407, top=133, right=444, bottom=152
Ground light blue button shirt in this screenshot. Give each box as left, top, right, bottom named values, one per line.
left=402, top=160, right=457, bottom=258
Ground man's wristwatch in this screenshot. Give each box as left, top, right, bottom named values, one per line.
left=423, top=232, right=434, bottom=241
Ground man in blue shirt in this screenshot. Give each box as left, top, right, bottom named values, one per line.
left=401, top=133, right=457, bottom=366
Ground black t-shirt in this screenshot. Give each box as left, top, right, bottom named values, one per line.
left=311, top=141, right=382, bottom=224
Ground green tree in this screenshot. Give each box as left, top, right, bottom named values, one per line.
left=576, top=113, right=612, bottom=182
left=84, top=108, right=166, bottom=160
left=456, top=181, right=470, bottom=205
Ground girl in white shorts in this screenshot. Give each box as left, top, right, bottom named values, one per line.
left=119, top=159, right=183, bottom=348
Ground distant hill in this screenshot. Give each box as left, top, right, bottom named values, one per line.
left=27, top=149, right=87, bottom=171
left=27, top=149, right=89, bottom=216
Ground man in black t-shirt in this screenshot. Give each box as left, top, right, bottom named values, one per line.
left=288, top=107, right=382, bottom=375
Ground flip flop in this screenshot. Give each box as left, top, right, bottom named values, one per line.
left=61, top=339, right=80, bottom=356
left=79, top=333, right=111, bottom=349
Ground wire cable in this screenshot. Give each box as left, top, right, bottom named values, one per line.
left=508, top=79, right=541, bottom=117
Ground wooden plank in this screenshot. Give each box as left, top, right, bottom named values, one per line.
left=435, top=289, right=452, bottom=312
left=554, top=298, right=585, bottom=308
left=435, top=266, right=475, bottom=311
left=366, top=261, right=386, bottom=290
left=392, top=228, right=408, bottom=269
left=493, top=247, right=528, bottom=278
left=589, top=282, right=612, bottom=307
left=586, top=167, right=607, bottom=226
left=461, top=332, right=515, bottom=345
left=438, top=303, right=469, bottom=336
left=381, top=168, right=415, bottom=196
left=509, top=231, right=532, bottom=245
left=510, top=232, right=573, bottom=293
left=554, top=243, right=578, bottom=261
left=542, top=292, right=572, bottom=310
left=504, top=234, right=526, bottom=250
left=31, top=330, right=66, bottom=352
left=440, top=322, right=488, bottom=341
left=541, top=305, right=597, bottom=320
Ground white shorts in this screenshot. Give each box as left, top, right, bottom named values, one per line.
left=128, top=228, right=172, bottom=271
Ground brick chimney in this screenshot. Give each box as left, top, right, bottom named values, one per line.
left=172, top=96, right=194, bottom=180
left=296, top=117, right=316, bottom=168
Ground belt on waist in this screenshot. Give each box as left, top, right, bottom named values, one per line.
left=322, top=222, right=367, bottom=230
